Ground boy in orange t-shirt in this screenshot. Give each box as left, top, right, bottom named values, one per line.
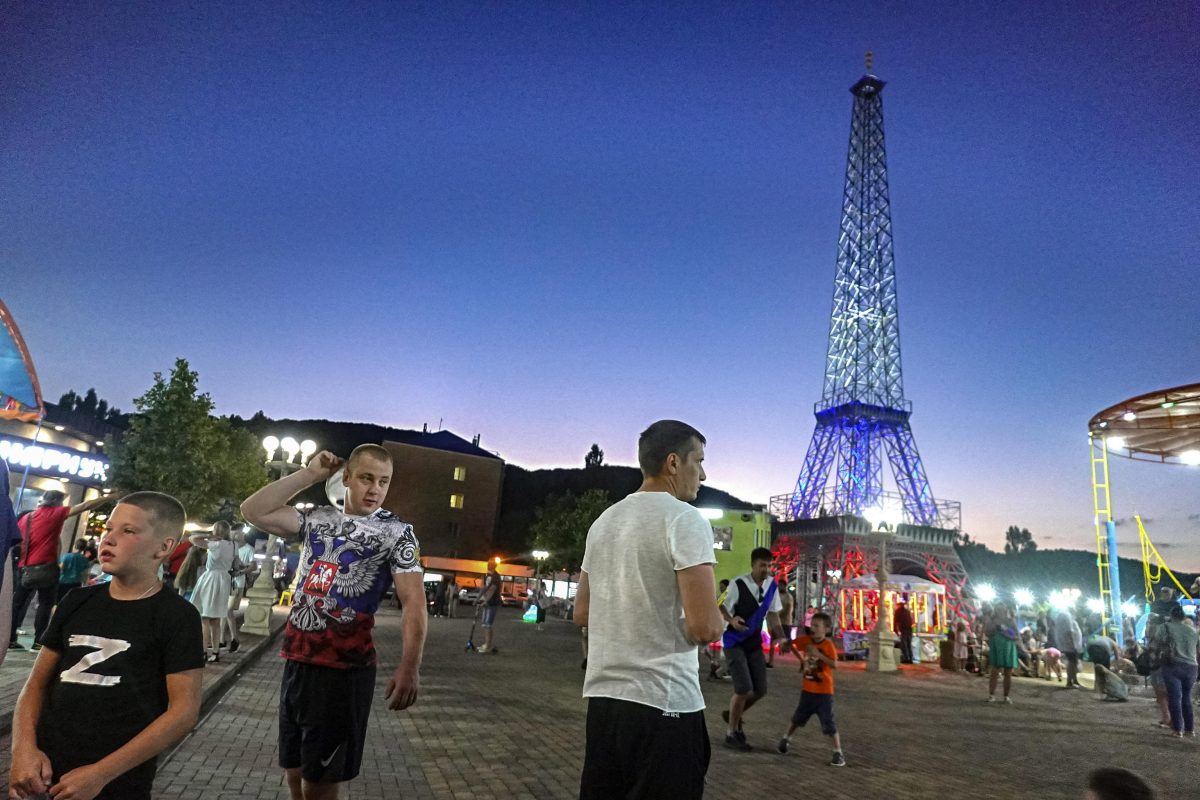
left=777, top=612, right=845, bottom=766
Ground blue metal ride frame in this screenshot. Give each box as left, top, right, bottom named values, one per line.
left=789, top=72, right=940, bottom=525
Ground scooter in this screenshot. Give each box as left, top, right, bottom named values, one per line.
left=465, top=604, right=498, bottom=654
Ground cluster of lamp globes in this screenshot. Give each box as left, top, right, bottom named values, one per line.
left=262, top=436, right=317, bottom=466
left=975, top=583, right=1142, bottom=619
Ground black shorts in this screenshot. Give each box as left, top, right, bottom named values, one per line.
left=725, top=644, right=768, bottom=697
left=791, top=691, right=837, bottom=736
left=580, top=697, right=710, bottom=800
left=279, top=659, right=376, bottom=784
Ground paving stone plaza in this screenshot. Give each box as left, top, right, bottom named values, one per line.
left=5, top=605, right=1192, bottom=799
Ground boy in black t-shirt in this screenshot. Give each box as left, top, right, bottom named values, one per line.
left=9, top=492, right=204, bottom=800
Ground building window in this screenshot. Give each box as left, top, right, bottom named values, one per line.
left=453, top=466, right=467, bottom=481
left=450, top=494, right=464, bottom=509
left=712, top=526, right=733, bottom=551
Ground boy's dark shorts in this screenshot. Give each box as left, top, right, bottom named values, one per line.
left=791, top=691, right=837, bottom=736
left=581, top=697, right=710, bottom=800
left=279, top=659, right=376, bottom=783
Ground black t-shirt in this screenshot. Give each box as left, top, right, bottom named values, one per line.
left=37, top=584, right=204, bottom=792
left=485, top=573, right=503, bottom=607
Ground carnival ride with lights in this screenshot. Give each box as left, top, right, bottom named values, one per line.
left=769, top=59, right=969, bottom=649
left=0, top=298, right=47, bottom=666
left=1088, top=383, right=1200, bottom=645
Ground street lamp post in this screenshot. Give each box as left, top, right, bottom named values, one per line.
left=242, top=435, right=316, bottom=636
left=864, top=503, right=903, bottom=673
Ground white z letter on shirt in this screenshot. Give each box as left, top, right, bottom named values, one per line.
left=59, top=634, right=132, bottom=686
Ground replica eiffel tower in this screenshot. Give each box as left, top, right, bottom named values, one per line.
left=771, top=56, right=970, bottom=634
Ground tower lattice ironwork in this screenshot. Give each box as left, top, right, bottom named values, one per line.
left=786, top=70, right=939, bottom=526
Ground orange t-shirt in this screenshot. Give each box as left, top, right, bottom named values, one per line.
left=793, top=635, right=837, bottom=695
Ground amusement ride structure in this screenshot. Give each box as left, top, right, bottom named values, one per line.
left=771, top=58, right=969, bottom=646
left=1087, top=383, right=1200, bottom=645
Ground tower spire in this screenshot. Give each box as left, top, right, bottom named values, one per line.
left=865, top=50, right=873, bottom=72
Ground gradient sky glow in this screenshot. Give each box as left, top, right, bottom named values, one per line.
left=3, top=3, right=1198, bottom=567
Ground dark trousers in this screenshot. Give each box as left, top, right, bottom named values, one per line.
left=898, top=630, right=914, bottom=663
left=11, top=582, right=56, bottom=645
left=580, top=697, right=709, bottom=800
left=1162, top=662, right=1198, bottom=734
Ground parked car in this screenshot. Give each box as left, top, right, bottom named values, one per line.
left=459, top=586, right=481, bottom=604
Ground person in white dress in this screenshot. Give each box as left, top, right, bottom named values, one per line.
left=190, top=521, right=235, bottom=662
left=221, top=529, right=256, bottom=650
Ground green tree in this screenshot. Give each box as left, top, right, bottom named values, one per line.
left=530, top=489, right=611, bottom=573
left=107, top=359, right=268, bottom=519
left=1004, top=525, right=1037, bottom=555
left=584, top=443, right=604, bottom=469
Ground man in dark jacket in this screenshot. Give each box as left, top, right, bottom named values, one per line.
left=893, top=601, right=915, bottom=664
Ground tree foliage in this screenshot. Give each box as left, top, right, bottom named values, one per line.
left=584, top=443, right=604, bottom=468
left=57, top=388, right=124, bottom=423
left=529, top=489, right=611, bottom=573
left=1004, top=525, right=1037, bottom=555
left=106, top=359, right=268, bottom=520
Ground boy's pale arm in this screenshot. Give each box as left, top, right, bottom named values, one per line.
left=48, top=669, right=202, bottom=800
left=241, top=450, right=343, bottom=537
left=10, top=648, right=60, bottom=797
left=385, top=571, right=428, bottom=711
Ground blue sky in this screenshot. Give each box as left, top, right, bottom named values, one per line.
left=3, top=2, right=1197, bottom=567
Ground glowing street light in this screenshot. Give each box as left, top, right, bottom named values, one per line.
left=976, top=584, right=998, bottom=603
left=1014, top=588, right=1035, bottom=607
left=532, top=550, right=550, bottom=560
left=300, top=439, right=317, bottom=464
left=1085, top=597, right=1106, bottom=614
left=262, top=435, right=280, bottom=460
left=1049, top=590, right=1074, bottom=611
left=1121, top=602, right=1141, bottom=618
left=281, top=437, right=300, bottom=463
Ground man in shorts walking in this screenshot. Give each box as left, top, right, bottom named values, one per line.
left=574, top=420, right=724, bottom=800
left=721, top=547, right=784, bottom=750
left=242, top=444, right=428, bottom=800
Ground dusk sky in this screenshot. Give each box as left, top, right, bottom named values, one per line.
left=4, top=4, right=1197, bottom=568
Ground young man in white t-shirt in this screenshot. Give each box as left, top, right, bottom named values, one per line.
left=574, top=420, right=725, bottom=800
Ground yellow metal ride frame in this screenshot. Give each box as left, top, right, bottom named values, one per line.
left=1089, top=434, right=1115, bottom=633
left=1137, top=515, right=1194, bottom=603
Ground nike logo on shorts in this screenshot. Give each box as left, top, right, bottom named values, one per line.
left=320, top=743, right=343, bottom=768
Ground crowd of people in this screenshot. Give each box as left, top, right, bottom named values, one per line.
left=5, top=422, right=1192, bottom=799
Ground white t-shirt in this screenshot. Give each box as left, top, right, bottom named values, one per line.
left=580, top=491, right=717, bottom=713
left=722, top=573, right=784, bottom=616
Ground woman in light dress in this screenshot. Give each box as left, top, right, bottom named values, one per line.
left=190, top=521, right=236, bottom=663
left=222, top=530, right=256, bottom=648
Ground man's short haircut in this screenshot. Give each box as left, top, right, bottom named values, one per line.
left=118, top=491, right=186, bottom=539
left=1168, top=604, right=1185, bottom=620
left=1086, top=768, right=1155, bottom=800
left=637, top=420, right=705, bottom=476
left=347, top=444, right=393, bottom=475
left=42, top=490, right=66, bottom=507
left=811, top=612, right=833, bottom=628
left=750, top=547, right=773, bottom=564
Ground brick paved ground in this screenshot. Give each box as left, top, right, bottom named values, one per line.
left=3, top=606, right=1197, bottom=799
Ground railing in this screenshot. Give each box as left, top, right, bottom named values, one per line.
left=769, top=487, right=962, bottom=533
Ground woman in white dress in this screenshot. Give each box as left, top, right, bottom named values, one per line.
left=190, top=521, right=235, bottom=663
left=222, top=530, right=257, bottom=650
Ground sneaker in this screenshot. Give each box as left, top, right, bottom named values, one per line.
left=830, top=751, right=846, bottom=767
left=7, top=642, right=22, bottom=650
left=776, top=738, right=789, bottom=754
left=1003, top=697, right=1012, bottom=705
left=477, top=645, right=491, bottom=654
left=987, top=696, right=996, bottom=703
left=228, top=639, right=240, bottom=654
left=724, top=731, right=751, bottom=752
left=30, top=643, right=42, bottom=652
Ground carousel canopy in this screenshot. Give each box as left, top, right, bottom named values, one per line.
left=0, top=299, right=43, bottom=422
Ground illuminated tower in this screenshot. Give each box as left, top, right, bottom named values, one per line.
left=786, top=62, right=939, bottom=525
